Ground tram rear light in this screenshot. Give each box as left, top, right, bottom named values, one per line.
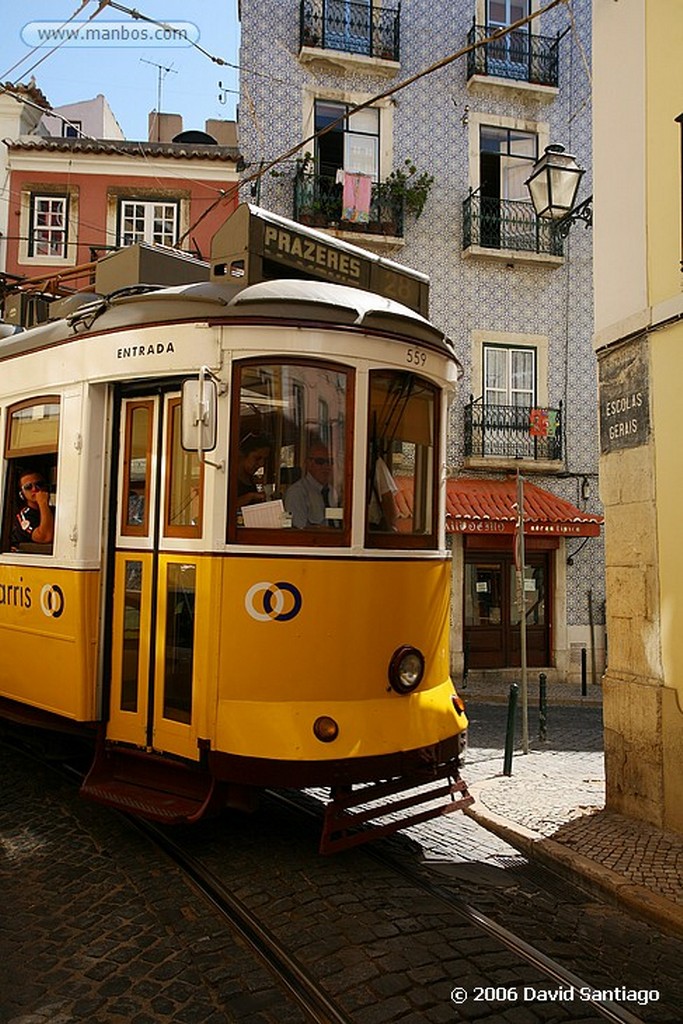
left=388, top=646, right=425, bottom=695
left=313, top=716, right=339, bottom=743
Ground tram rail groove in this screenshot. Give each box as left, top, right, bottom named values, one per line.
left=271, top=790, right=648, bottom=1024
left=1, top=741, right=656, bottom=1024
left=128, top=816, right=355, bottom=1024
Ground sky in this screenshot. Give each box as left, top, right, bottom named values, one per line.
left=1, top=1, right=240, bottom=140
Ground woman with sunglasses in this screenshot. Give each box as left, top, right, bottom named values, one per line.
left=11, top=468, right=55, bottom=550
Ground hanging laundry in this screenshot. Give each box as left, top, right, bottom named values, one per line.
left=342, top=172, right=372, bottom=223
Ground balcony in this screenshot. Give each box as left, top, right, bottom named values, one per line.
left=466, top=22, right=559, bottom=89
left=464, top=398, right=563, bottom=465
left=462, top=193, right=564, bottom=262
left=294, top=170, right=404, bottom=238
left=300, top=0, right=400, bottom=62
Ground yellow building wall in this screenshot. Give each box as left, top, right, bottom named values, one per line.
left=646, top=3, right=683, bottom=308
left=594, top=0, right=683, bottom=833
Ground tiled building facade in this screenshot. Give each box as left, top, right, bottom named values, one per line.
left=237, top=0, right=604, bottom=687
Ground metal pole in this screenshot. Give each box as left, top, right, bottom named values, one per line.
left=503, top=683, right=519, bottom=776
left=516, top=471, right=529, bottom=753
left=539, top=672, right=547, bottom=742
left=581, top=647, right=587, bottom=697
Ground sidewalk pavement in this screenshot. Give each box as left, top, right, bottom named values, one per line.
left=459, top=681, right=683, bottom=940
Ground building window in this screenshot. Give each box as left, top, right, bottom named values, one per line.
left=62, top=120, right=82, bottom=138
left=484, top=344, right=536, bottom=406
left=479, top=125, right=538, bottom=249
left=118, top=199, right=179, bottom=247
left=29, top=195, right=69, bottom=258
left=486, top=0, right=530, bottom=78
left=315, top=100, right=379, bottom=182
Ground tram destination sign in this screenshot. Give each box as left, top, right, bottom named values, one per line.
left=211, top=203, right=429, bottom=316
left=598, top=337, right=650, bottom=454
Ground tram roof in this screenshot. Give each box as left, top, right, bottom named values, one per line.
left=0, top=277, right=457, bottom=362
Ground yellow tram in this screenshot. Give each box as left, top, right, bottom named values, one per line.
left=0, top=205, right=470, bottom=851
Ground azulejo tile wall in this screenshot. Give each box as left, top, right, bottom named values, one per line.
left=238, top=0, right=604, bottom=634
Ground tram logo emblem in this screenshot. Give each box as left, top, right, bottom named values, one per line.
left=40, top=584, right=65, bottom=619
left=245, top=581, right=302, bottom=622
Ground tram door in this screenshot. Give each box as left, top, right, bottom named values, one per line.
left=107, top=390, right=205, bottom=760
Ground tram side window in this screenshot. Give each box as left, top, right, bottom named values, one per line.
left=367, top=371, right=438, bottom=547
left=229, top=360, right=351, bottom=542
left=2, top=398, right=60, bottom=554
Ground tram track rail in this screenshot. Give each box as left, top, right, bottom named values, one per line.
left=270, top=789, right=649, bottom=1024
left=128, top=817, right=355, bottom=1024
left=1, top=738, right=663, bottom=1024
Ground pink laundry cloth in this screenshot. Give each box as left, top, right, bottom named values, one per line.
left=342, top=172, right=372, bottom=223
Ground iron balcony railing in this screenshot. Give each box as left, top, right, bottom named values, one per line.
left=300, top=0, right=400, bottom=61
left=466, top=22, right=559, bottom=87
left=464, top=398, right=563, bottom=462
left=463, top=192, right=564, bottom=257
left=294, top=169, right=405, bottom=236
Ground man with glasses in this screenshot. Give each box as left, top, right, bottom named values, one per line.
left=11, top=468, right=55, bottom=550
left=284, top=442, right=340, bottom=529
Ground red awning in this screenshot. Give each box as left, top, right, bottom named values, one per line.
left=445, top=477, right=602, bottom=538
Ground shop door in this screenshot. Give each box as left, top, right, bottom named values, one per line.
left=107, top=388, right=204, bottom=760
left=464, top=553, right=550, bottom=669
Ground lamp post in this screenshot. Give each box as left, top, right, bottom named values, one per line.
left=525, top=144, right=593, bottom=239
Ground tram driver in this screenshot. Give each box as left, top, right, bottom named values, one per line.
left=284, top=442, right=339, bottom=529
left=11, top=466, right=55, bottom=551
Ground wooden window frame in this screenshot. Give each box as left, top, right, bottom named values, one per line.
left=228, top=357, right=355, bottom=547
left=164, top=396, right=204, bottom=539
left=120, top=399, right=154, bottom=538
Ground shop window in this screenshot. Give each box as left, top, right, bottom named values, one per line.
left=367, top=370, right=438, bottom=548
left=228, top=359, right=352, bottom=543
left=2, top=397, right=60, bottom=554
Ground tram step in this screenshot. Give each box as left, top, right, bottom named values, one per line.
left=319, top=766, right=474, bottom=855
left=80, top=743, right=220, bottom=824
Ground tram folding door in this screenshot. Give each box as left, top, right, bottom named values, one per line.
left=107, top=390, right=213, bottom=761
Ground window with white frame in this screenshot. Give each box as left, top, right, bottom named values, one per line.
left=29, top=195, right=69, bottom=258
left=484, top=345, right=536, bottom=406
left=314, top=100, right=379, bottom=181
left=118, top=199, right=179, bottom=247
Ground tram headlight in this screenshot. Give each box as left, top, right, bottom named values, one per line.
left=313, top=716, right=339, bottom=742
left=388, top=646, right=425, bottom=695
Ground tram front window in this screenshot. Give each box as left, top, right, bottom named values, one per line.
left=367, top=371, right=438, bottom=548
left=229, top=360, right=351, bottom=543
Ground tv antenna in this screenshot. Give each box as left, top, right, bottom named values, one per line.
left=141, top=58, right=178, bottom=139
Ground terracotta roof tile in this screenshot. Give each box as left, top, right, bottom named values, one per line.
left=445, top=477, right=602, bottom=537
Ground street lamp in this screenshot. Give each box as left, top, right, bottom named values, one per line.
left=525, top=144, right=593, bottom=239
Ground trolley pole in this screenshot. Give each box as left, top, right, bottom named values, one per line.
left=515, top=471, right=529, bottom=754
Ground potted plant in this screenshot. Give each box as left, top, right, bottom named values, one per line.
left=378, top=159, right=435, bottom=220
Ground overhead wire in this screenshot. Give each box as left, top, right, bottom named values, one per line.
left=0, top=1, right=110, bottom=86
left=178, top=0, right=569, bottom=244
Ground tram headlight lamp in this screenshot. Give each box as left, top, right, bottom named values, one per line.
left=313, top=716, right=339, bottom=743
left=388, top=645, right=425, bottom=695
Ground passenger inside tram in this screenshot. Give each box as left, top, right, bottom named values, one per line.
left=237, top=433, right=272, bottom=507
left=10, top=464, right=56, bottom=552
